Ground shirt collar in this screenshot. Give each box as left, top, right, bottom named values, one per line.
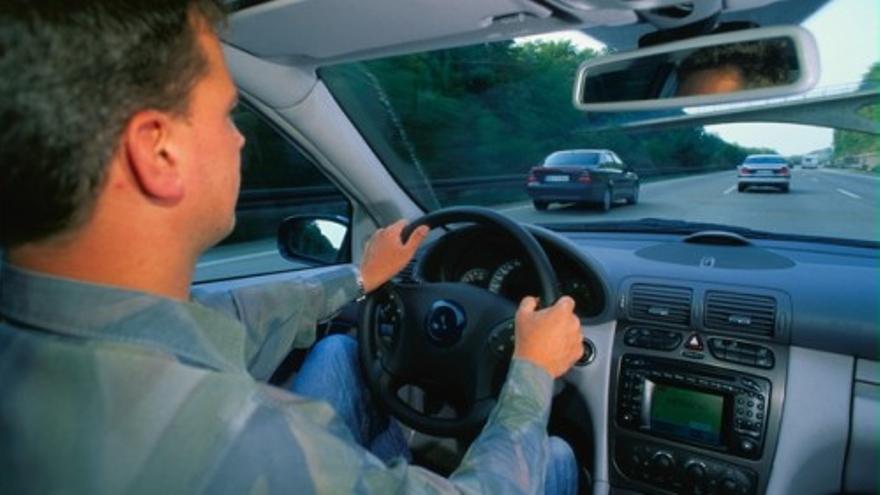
left=0, top=263, right=246, bottom=373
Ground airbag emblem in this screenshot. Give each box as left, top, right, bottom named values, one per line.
left=426, top=300, right=466, bottom=346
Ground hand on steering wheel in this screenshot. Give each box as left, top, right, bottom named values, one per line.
left=359, top=207, right=582, bottom=437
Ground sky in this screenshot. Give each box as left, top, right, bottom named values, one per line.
left=521, top=0, right=879, bottom=156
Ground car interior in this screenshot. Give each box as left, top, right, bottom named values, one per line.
left=193, top=1, right=878, bottom=494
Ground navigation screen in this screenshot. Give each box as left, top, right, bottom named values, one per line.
left=650, top=382, right=724, bottom=445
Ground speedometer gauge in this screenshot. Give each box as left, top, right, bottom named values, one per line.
left=489, top=259, right=522, bottom=294
left=459, top=268, right=490, bottom=287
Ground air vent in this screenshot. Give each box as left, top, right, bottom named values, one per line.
left=629, top=284, right=692, bottom=327
left=704, top=291, right=776, bottom=337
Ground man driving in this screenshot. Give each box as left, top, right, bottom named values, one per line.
left=0, top=1, right=584, bottom=493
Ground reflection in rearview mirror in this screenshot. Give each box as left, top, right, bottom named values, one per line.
left=674, top=39, right=798, bottom=96
left=574, top=26, right=819, bottom=112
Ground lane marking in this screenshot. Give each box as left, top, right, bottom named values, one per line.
left=197, top=250, right=278, bottom=267
left=836, top=188, right=861, bottom=199
left=723, top=185, right=736, bottom=195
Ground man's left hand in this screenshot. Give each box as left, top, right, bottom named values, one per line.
left=360, top=220, right=429, bottom=293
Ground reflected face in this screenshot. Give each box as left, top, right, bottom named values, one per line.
left=677, top=65, right=746, bottom=97
left=178, top=27, right=246, bottom=250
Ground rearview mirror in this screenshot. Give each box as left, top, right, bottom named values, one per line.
left=277, top=215, right=350, bottom=265
left=573, top=26, right=819, bottom=112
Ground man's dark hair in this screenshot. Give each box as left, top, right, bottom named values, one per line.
left=0, top=0, right=226, bottom=248
left=677, top=39, right=796, bottom=90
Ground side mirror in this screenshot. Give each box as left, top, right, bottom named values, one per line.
left=277, top=215, right=350, bottom=265
left=573, top=26, right=819, bottom=111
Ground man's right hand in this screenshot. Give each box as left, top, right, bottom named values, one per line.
left=513, top=296, right=583, bottom=378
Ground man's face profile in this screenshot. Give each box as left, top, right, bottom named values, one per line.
left=676, top=64, right=745, bottom=97
left=174, top=25, right=246, bottom=250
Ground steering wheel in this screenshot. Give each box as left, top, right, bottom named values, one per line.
left=358, top=206, right=560, bottom=437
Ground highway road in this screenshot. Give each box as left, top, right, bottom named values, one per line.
left=500, top=168, right=878, bottom=243
left=196, top=168, right=877, bottom=281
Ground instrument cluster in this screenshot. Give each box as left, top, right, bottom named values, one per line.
left=417, top=227, right=604, bottom=318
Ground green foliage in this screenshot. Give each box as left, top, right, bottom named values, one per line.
left=322, top=40, right=776, bottom=204
left=833, top=61, right=880, bottom=159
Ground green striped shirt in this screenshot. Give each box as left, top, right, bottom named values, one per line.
left=0, top=263, right=555, bottom=494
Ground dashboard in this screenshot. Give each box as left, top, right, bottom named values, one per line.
left=407, top=223, right=878, bottom=495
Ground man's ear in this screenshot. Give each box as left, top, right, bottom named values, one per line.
left=123, top=110, right=185, bottom=203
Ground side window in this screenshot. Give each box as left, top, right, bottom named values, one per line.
left=195, top=104, right=350, bottom=281
left=603, top=153, right=620, bottom=170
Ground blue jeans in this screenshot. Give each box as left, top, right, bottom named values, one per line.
left=291, top=334, right=578, bottom=495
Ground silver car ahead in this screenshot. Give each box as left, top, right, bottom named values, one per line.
left=737, top=154, right=791, bottom=193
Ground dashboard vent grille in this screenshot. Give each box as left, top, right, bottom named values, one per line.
left=704, top=291, right=776, bottom=337
left=629, top=284, right=692, bottom=326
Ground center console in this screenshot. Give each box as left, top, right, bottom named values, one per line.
left=610, top=281, right=789, bottom=495
left=617, top=356, right=771, bottom=460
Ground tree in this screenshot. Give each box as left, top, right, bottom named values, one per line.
left=322, top=39, right=776, bottom=203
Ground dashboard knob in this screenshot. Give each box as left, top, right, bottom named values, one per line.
left=649, top=451, right=675, bottom=475
left=685, top=461, right=707, bottom=481
left=684, top=461, right=708, bottom=491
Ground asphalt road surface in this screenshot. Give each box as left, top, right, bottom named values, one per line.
left=196, top=168, right=877, bottom=281
left=499, top=168, right=878, bottom=243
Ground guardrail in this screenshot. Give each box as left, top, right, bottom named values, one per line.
left=236, top=166, right=733, bottom=209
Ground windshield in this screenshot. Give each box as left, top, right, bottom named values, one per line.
left=320, top=0, right=879, bottom=245
left=743, top=156, right=787, bottom=165
left=545, top=152, right=601, bottom=167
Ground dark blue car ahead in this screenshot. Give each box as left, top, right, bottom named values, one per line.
left=526, top=149, right=640, bottom=211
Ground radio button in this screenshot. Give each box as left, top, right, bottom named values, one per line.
left=709, top=338, right=776, bottom=369
left=756, top=357, right=774, bottom=368
left=741, top=378, right=759, bottom=391
left=624, top=328, right=682, bottom=350
left=739, top=439, right=757, bottom=455
left=720, top=478, right=740, bottom=495
left=681, top=351, right=705, bottom=360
